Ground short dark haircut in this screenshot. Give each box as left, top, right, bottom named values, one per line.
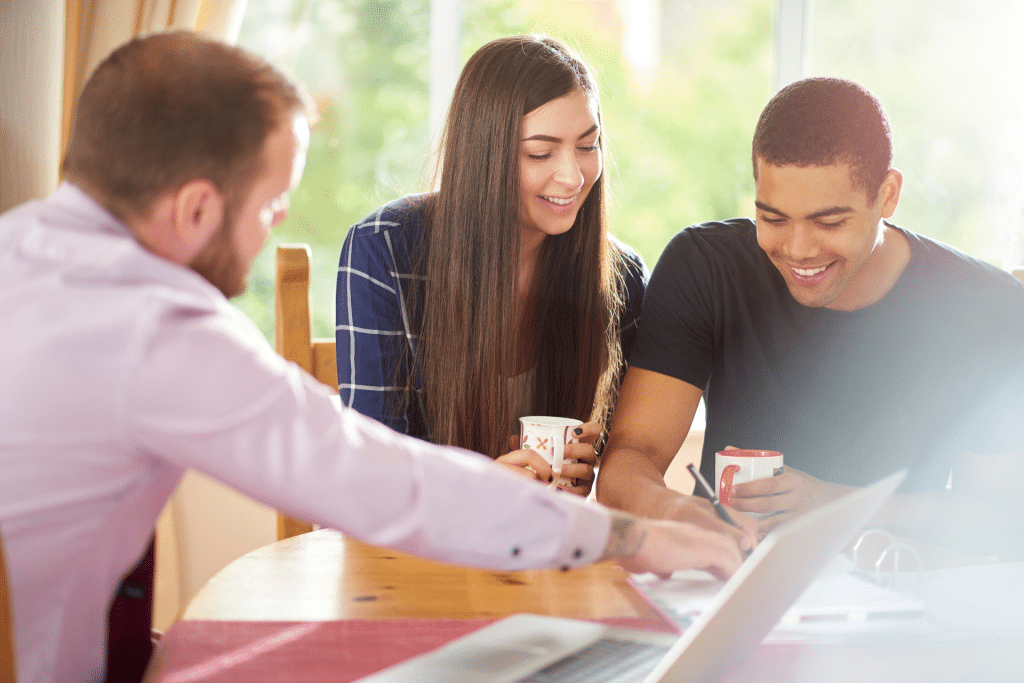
left=62, top=30, right=311, bottom=222
left=752, top=77, right=892, bottom=196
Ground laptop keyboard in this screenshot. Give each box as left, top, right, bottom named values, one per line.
left=516, top=637, right=671, bottom=683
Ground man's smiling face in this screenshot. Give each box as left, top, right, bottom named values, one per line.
left=754, top=158, right=900, bottom=310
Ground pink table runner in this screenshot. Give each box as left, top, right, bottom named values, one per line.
left=151, top=616, right=1024, bottom=683
left=152, top=616, right=679, bottom=682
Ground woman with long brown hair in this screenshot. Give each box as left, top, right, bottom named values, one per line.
left=335, top=35, right=646, bottom=495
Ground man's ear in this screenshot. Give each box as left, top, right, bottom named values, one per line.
left=170, top=179, right=225, bottom=260
left=878, top=169, right=903, bottom=219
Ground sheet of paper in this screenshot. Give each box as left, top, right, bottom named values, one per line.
left=913, top=561, right=1024, bottom=635
left=631, top=555, right=926, bottom=639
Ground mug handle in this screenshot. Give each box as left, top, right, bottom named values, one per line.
left=719, top=464, right=740, bottom=506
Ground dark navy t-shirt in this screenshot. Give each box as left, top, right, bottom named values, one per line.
left=631, top=218, right=1024, bottom=493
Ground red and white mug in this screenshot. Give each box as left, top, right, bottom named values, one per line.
left=715, top=449, right=784, bottom=511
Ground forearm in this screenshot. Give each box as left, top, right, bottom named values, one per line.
left=599, top=509, right=749, bottom=580
left=133, top=324, right=608, bottom=572
left=599, top=509, right=648, bottom=562
left=598, top=368, right=705, bottom=515
left=597, top=444, right=692, bottom=519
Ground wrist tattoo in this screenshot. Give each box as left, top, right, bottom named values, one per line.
left=606, top=512, right=647, bottom=559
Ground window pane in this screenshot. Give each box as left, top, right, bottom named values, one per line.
left=465, top=0, right=775, bottom=263
left=234, top=0, right=774, bottom=340
left=234, top=0, right=433, bottom=339
left=807, top=0, right=1024, bottom=266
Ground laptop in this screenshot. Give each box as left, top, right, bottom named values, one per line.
left=358, top=470, right=906, bottom=683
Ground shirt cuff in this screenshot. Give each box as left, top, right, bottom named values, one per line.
left=546, top=495, right=612, bottom=571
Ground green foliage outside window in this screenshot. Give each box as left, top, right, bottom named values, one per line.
left=234, top=0, right=773, bottom=340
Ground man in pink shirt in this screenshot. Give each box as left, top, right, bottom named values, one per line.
left=0, top=32, right=750, bottom=683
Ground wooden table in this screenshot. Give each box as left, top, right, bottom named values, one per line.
left=148, top=529, right=1024, bottom=683
left=144, top=529, right=673, bottom=682
left=181, top=528, right=662, bottom=622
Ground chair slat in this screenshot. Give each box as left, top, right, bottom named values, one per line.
left=274, top=244, right=335, bottom=540
left=1, top=529, right=17, bottom=683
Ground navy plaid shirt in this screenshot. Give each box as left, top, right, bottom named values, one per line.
left=335, top=193, right=648, bottom=440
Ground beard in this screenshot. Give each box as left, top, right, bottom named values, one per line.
left=188, top=206, right=247, bottom=299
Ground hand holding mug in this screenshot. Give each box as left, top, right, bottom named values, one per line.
left=723, top=457, right=855, bottom=538
left=714, top=448, right=784, bottom=513
left=558, top=421, right=601, bottom=496
left=519, top=416, right=588, bottom=492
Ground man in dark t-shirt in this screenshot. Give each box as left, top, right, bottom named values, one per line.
left=597, top=78, right=1024, bottom=559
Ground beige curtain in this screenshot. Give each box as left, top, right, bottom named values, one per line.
left=61, top=0, right=250, bottom=169
left=0, top=1, right=65, bottom=212
left=1, top=0, right=248, bottom=212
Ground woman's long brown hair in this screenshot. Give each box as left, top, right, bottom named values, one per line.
left=414, top=35, right=625, bottom=458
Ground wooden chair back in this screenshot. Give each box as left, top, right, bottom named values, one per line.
left=1, top=528, right=16, bottom=683
left=274, top=244, right=338, bottom=540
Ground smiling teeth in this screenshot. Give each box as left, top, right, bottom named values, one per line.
left=793, top=265, right=827, bottom=277
left=543, top=196, right=574, bottom=205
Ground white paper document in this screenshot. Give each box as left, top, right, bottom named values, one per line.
left=631, top=555, right=927, bottom=640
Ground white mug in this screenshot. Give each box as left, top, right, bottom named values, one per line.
left=714, top=449, right=784, bottom=512
left=519, top=416, right=582, bottom=488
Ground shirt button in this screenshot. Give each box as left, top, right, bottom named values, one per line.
left=573, top=548, right=583, bottom=559
left=560, top=565, right=570, bottom=572
left=511, top=546, right=521, bottom=556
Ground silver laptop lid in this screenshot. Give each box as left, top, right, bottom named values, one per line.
left=645, top=470, right=907, bottom=683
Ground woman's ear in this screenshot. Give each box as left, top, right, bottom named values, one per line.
left=171, top=179, right=225, bottom=259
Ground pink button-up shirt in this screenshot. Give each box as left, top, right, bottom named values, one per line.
left=0, top=184, right=611, bottom=683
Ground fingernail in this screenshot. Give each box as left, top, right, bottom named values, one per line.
left=574, top=427, right=583, bottom=435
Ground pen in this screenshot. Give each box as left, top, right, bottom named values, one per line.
left=686, top=463, right=738, bottom=528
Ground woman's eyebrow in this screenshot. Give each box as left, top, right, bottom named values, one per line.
left=522, top=124, right=600, bottom=143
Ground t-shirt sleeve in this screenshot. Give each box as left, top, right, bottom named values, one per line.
left=628, top=229, right=717, bottom=390
left=612, top=239, right=649, bottom=362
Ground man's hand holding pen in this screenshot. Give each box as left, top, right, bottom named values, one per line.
left=686, top=463, right=758, bottom=556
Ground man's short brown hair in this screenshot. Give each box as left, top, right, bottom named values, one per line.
left=62, top=31, right=311, bottom=222
left=752, top=77, right=892, bottom=197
